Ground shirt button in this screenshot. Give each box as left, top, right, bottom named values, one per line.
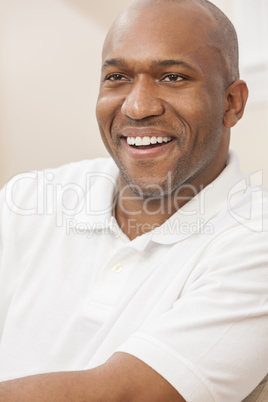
left=113, top=263, right=123, bottom=273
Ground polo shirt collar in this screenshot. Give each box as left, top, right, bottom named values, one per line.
left=74, top=151, right=245, bottom=245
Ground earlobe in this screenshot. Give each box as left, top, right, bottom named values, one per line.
left=223, top=80, right=249, bottom=128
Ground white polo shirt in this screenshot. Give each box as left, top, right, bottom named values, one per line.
left=0, top=151, right=267, bottom=402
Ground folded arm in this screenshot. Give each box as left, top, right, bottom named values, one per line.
left=0, top=352, right=184, bottom=402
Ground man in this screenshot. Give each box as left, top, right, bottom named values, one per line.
left=0, top=0, right=267, bottom=400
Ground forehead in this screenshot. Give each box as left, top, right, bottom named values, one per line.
left=103, top=2, right=222, bottom=70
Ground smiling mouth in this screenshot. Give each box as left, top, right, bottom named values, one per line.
left=125, top=136, right=174, bottom=148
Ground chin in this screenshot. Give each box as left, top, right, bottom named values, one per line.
left=121, top=172, right=178, bottom=198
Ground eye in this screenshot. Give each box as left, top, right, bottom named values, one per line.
left=161, top=74, right=185, bottom=82
left=105, top=73, right=129, bottom=82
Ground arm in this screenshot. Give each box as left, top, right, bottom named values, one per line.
left=0, top=352, right=185, bottom=402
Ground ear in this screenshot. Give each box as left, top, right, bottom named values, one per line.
left=223, top=80, right=249, bottom=128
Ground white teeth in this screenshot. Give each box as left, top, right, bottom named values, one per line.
left=126, top=136, right=172, bottom=147
left=143, top=136, right=151, bottom=145
left=135, top=136, right=143, bottom=146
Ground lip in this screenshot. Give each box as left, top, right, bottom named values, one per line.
left=121, top=136, right=176, bottom=159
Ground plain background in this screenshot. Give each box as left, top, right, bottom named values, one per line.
left=1, top=0, right=268, bottom=188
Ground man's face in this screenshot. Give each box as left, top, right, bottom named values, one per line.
left=96, top=2, right=230, bottom=197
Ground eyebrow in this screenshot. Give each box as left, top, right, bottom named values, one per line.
left=152, top=59, right=197, bottom=73
left=102, top=58, right=198, bottom=73
left=102, top=58, right=127, bottom=70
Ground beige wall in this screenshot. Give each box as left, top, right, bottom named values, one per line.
left=1, top=0, right=268, bottom=188
left=0, top=0, right=132, bottom=188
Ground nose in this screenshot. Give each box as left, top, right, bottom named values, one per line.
left=121, top=77, right=164, bottom=120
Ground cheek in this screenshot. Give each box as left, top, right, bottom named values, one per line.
left=95, top=96, right=109, bottom=128
left=170, top=89, right=206, bottom=124
left=95, top=99, right=111, bottom=151
left=96, top=95, right=124, bottom=156
left=96, top=93, right=123, bottom=126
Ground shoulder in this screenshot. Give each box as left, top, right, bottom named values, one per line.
left=0, top=157, right=116, bottom=206
left=1, top=157, right=116, bottom=191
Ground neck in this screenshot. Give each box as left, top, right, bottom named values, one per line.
left=115, top=183, right=199, bottom=241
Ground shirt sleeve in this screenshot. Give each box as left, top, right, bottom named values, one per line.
left=117, top=225, right=268, bottom=402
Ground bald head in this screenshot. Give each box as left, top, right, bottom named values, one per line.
left=104, top=0, right=239, bottom=85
